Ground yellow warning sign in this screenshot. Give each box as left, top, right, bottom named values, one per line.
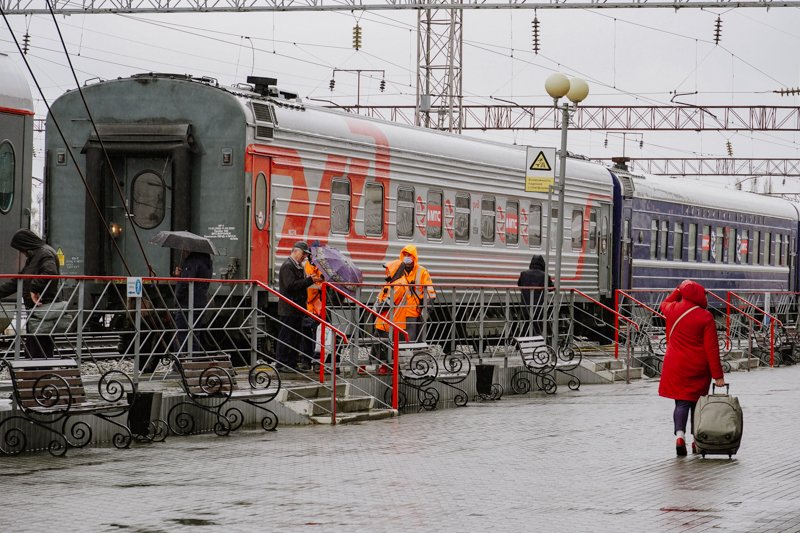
left=56, top=248, right=65, bottom=267
left=529, top=151, right=551, bottom=171
left=525, top=146, right=556, bottom=191
left=525, top=177, right=555, bottom=193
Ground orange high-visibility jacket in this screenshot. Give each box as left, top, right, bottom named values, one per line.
left=305, top=262, right=323, bottom=317
left=375, top=245, right=435, bottom=332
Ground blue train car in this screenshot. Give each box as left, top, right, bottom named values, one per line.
left=613, top=166, right=797, bottom=295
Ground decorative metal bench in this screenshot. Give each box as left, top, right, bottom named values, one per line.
left=166, top=353, right=281, bottom=436
left=383, top=343, right=471, bottom=410
left=510, top=336, right=582, bottom=395
left=0, top=358, right=140, bottom=456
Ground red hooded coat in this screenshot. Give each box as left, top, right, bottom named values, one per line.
left=658, top=280, right=724, bottom=402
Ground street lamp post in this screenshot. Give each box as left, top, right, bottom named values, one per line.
left=544, top=73, right=589, bottom=350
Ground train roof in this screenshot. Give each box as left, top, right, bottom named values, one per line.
left=0, top=53, right=33, bottom=115
left=615, top=169, right=799, bottom=220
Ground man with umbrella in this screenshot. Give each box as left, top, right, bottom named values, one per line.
left=277, top=241, right=322, bottom=371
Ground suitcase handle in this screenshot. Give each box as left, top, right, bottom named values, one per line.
left=712, top=383, right=730, bottom=394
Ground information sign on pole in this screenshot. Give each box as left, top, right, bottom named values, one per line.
left=525, top=146, right=556, bottom=192
left=127, top=277, right=143, bottom=298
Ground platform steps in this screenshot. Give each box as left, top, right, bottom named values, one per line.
left=579, top=355, right=643, bottom=383
left=278, top=382, right=397, bottom=425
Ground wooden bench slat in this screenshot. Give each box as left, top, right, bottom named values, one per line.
left=7, top=359, right=80, bottom=370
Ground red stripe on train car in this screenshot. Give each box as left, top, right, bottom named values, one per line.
left=0, top=106, right=34, bottom=116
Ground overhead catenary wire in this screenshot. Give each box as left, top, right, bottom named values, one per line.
left=0, top=4, right=134, bottom=276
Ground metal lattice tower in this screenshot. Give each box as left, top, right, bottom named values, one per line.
left=416, top=4, right=463, bottom=132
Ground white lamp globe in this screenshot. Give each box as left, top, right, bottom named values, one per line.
left=566, top=78, right=590, bottom=104
left=545, top=73, right=570, bottom=99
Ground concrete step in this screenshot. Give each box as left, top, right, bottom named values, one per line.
left=282, top=382, right=347, bottom=401
left=307, top=396, right=374, bottom=416
left=309, top=408, right=398, bottom=425
left=581, top=356, right=625, bottom=372
left=611, top=367, right=643, bottom=381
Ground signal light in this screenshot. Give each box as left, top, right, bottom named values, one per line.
left=353, top=24, right=362, bottom=51
left=713, top=16, right=722, bottom=45
left=531, top=16, right=541, bottom=55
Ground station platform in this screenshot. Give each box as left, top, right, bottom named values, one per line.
left=2, top=363, right=799, bottom=531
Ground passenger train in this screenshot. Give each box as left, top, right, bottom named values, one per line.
left=0, top=52, right=34, bottom=275
left=34, top=72, right=800, bottom=307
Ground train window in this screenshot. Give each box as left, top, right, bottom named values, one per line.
left=751, top=230, right=760, bottom=265
left=364, top=183, right=384, bottom=237
left=713, top=227, right=722, bottom=263
left=506, top=201, right=519, bottom=246
left=396, top=187, right=414, bottom=238
left=650, top=220, right=658, bottom=260
left=0, top=142, right=13, bottom=214
left=481, top=197, right=495, bottom=244
left=673, top=222, right=683, bottom=261
left=738, top=229, right=748, bottom=264
left=571, top=210, right=583, bottom=250
left=688, top=223, right=697, bottom=262
left=454, top=194, right=470, bottom=243
left=589, top=209, right=598, bottom=252
left=775, top=234, right=783, bottom=267
left=330, top=179, right=351, bottom=234
left=725, top=227, right=735, bottom=264
left=254, top=172, right=267, bottom=230
left=659, top=220, right=669, bottom=260
left=701, top=225, right=711, bottom=262
left=784, top=235, right=790, bottom=266
left=427, top=190, right=443, bottom=240
left=131, top=171, right=165, bottom=229
left=530, top=204, right=542, bottom=246
left=763, top=232, right=771, bottom=266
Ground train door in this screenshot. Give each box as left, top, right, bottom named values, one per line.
left=109, top=157, right=172, bottom=276
left=598, top=204, right=612, bottom=296
left=621, top=206, right=633, bottom=290
left=249, top=154, right=270, bottom=283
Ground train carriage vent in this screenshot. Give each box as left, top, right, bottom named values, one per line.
left=617, top=173, right=635, bottom=198
left=252, top=102, right=276, bottom=140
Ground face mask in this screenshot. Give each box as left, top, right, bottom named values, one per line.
left=403, top=256, right=413, bottom=267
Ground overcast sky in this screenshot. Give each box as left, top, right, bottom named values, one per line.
left=2, top=6, right=800, bottom=193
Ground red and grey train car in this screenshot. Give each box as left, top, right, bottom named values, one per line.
left=0, top=52, right=34, bottom=275
left=44, top=73, right=615, bottom=300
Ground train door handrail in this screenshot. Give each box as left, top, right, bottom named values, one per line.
left=727, top=291, right=782, bottom=367
left=319, top=282, right=409, bottom=412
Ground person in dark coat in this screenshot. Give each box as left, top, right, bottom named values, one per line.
left=277, top=241, right=321, bottom=370
left=0, top=229, right=61, bottom=358
left=517, top=254, right=553, bottom=336
left=172, top=251, right=213, bottom=357
left=659, top=279, right=726, bottom=456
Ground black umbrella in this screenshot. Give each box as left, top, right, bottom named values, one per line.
left=149, top=230, right=219, bottom=255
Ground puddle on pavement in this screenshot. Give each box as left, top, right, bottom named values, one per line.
left=168, top=518, right=219, bottom=526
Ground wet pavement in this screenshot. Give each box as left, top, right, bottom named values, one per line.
left=3, top=364, right=800, bottom=532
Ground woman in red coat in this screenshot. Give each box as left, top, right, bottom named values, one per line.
left=659, top=279, right=726, bottom=456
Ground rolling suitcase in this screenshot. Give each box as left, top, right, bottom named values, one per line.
left=693, top=384, right=743, bottom=458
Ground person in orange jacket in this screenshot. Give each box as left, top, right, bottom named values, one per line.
left=375, top=244, right=435, bottom=345
left=299, top=259, right=324, bottom=370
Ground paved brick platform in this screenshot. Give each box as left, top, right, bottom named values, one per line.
left=2, top=365, right=799, bottom=532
